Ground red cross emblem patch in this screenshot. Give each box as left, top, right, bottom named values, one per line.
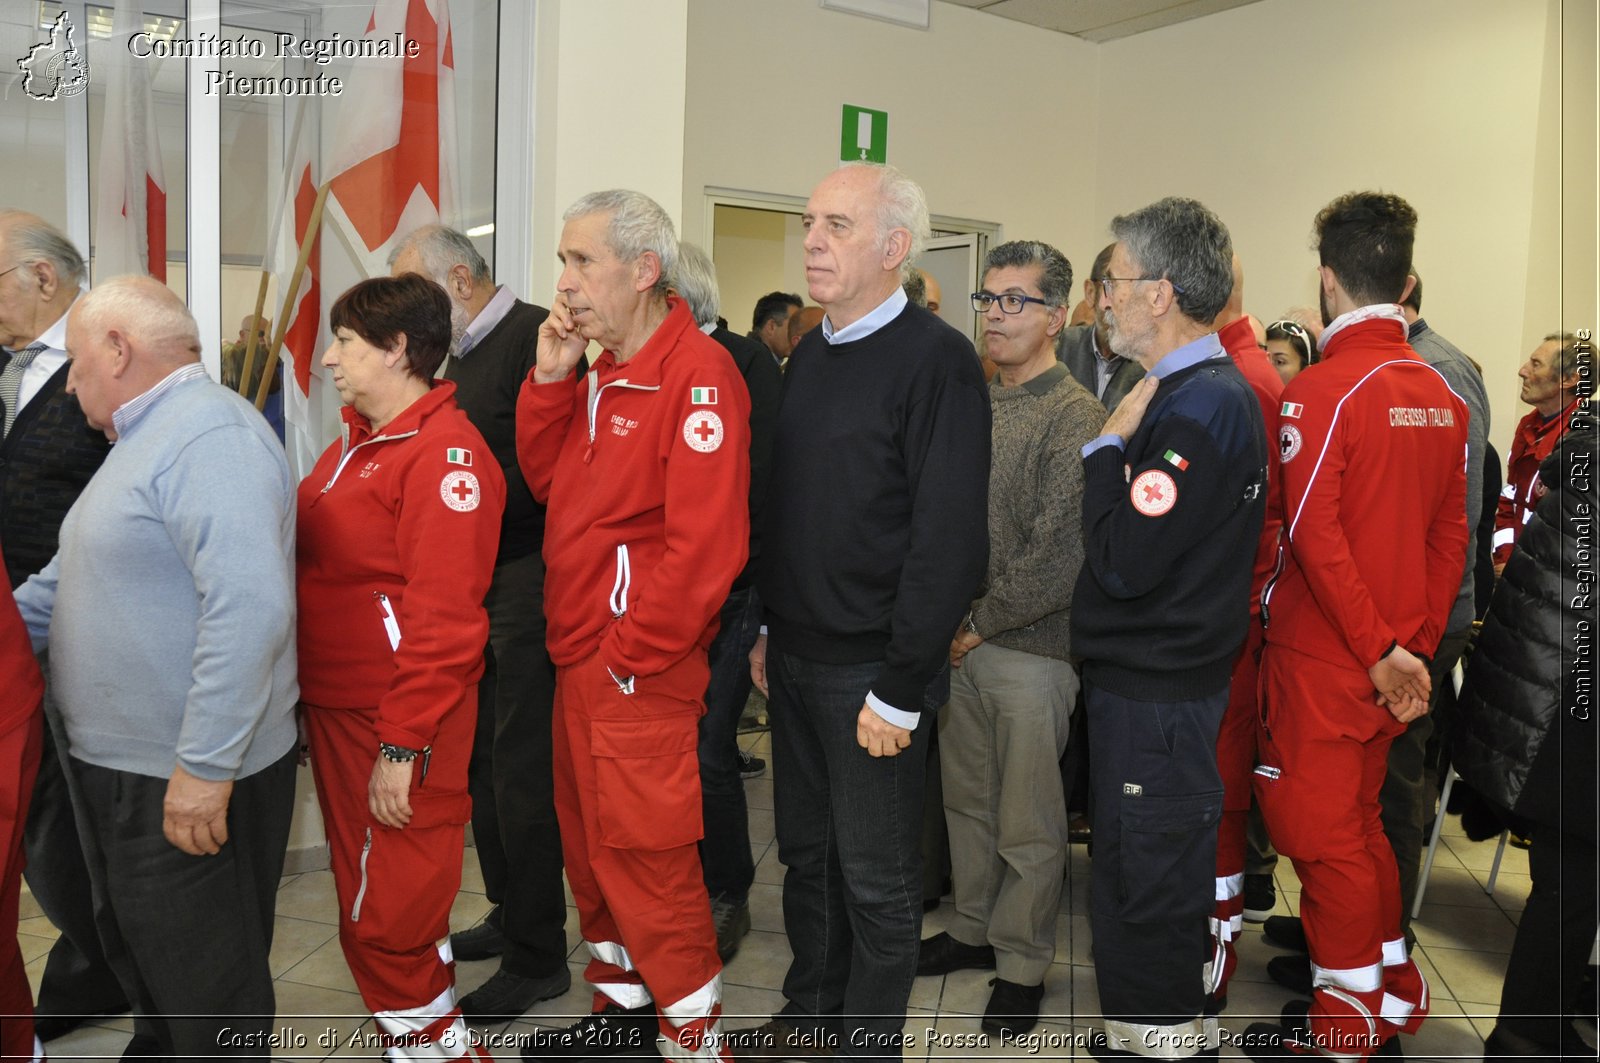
left=440, top=470, right=481, bottom=512
left=1130, top=469, right=1177, bottom=517
left=683, top=410, right=725, bottom=453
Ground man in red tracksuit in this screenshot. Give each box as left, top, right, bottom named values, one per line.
left=516, top=190, right=750, bottom=1062
left=0, top=569, right=44, bottom=1062
left=1248, top=193, right=1467, bottom=1061
left=1210, top=260, right=1283, bottom=1009
left=1492, top=332, right=1582, bottom=572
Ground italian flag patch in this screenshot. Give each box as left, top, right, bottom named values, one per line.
left=1162, top=449, right=1189, bottom=471
left=446, top=448, right=473, bottom=466
left=690, top=386, right=718, bottom=405
left=1281, top=401, right=1304, bottom=419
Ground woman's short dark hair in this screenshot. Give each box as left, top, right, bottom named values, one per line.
left=329, top=274, right=452, bottom=380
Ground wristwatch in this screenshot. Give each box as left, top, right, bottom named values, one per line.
left=380, top=742, right=420, bottom=763
left=963, top=612, right=980, bottom=636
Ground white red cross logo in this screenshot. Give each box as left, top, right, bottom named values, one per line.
left=683, top=410, right=725, bottom=453
left=440, top=470, right=482, bottom=512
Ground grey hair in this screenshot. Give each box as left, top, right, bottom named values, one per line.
left=672, top=242, right=721, bottom=328
left=563, top=189, right=678, bottom=296
left=0, top=211, right=86, bottom=287
left=982, top=240, right=1074, bottom=307
left=837, top=162, right=930, bottom=276
left=1545, top=331, right=1589, bottom=379
left=73, top=274, right=200, bottom=362
left=389, top=223, right=491, bottom=285
left=901, top=268, right=927, bottom=308
left=1109, top=197, right=1234, bottom=325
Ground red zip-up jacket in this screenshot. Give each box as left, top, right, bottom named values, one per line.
left=1218, top=317, right=1284, bottom=616
left=297, top=382, right=505, bottom=751
left=0, top=570, right=42, bottom=735
left=517, top=298, right=751, bottom=678
left=1262, top=315, right=1468, bottom=671
left=1493, top=398, right=1578, bottom=565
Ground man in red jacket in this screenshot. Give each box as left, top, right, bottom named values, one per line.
left=1249, top=193, right=1467, bottom=1061
left=516, top=189, right=750, bottom=1062
left=0, top=570, right=44, bottom=1061
left=1493, top=332, right=1583, bottom=573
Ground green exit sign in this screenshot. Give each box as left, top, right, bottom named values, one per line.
left=841, top=104, right=888, bottom=164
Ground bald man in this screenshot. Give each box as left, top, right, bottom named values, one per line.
left=14, top=276, right=298, bottom=1060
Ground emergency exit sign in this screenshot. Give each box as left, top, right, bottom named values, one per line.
left=841, top=105, right=888, bottom=163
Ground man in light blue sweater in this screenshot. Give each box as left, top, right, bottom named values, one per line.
left=14, top=275, right=298, bottom=1059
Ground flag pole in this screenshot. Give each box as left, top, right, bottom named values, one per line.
left=235, top=270, right=272, bottom=399
left=255, top=181, right=330, bottom=411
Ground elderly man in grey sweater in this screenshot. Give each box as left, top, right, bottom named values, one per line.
left=14, top=276, right=298, bottom=1059
left=914, top=241, right=1104, bottom=1038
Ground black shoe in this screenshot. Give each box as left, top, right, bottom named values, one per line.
left=738, top=750, right=767, bottom=779
left=915, top=931, right=995, bottom=976
left=982, top=977, right=1044, bottom=1038
left=461, top=965, right=573, bottom=1024
left=1267, top=953, right=1313, bottom=995
left=725, top=1018, right=837, bottom=1061
left=1262, top=914, right=1308, bottom=952
left=520, top=1003, right=657, bottom=1060
left=1243, top=873, right=1277, bottom=922
left=451, top=905, right=508, bottom=961
left=711, top=892, right=752, bottom=961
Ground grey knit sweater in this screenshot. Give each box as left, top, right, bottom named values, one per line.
left=968, top=363, right=1104, bottom=661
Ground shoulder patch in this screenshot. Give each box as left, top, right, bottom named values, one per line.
left=1281, top=402, right=1303, bottom=419
left=1130, top=469, right=1177, bottom=517
left=1279, top=423, right=1304, bottom=463
left=446, top=447, right=473, bottom=466
left=683, top=410, right=725, bottom=453
left=440, top=470, right=482, bottom=511
left=690, top=386, right=718, bottom=405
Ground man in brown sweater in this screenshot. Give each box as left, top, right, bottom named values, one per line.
left=916, top=240, right=1104, bottom=1038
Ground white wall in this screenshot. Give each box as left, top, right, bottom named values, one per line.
left=682, top=0, right=1102, bottom=302
left=1094, top=0, right=1573, bottom=456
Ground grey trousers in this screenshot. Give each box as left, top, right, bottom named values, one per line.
left=939, top=641, right=1077, bottom=984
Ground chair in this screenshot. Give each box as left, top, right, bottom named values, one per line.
left=1411, top=660, right=1511, bottom=921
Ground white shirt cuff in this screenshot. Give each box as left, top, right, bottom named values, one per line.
left=865, top=691, right=920, bottom=731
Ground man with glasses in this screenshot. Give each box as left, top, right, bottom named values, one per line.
left=913, top=241, right=1102, bottom=1039
left=1058, top=243, right=1146, bottom=410
left=1069, top=198, right=1267, bottom=1060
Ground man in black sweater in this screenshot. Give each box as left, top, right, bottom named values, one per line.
left=670, top=242, right=782, bottom=963
left=1069, top=198, right=1266, bottom=1061
left=734, top=163, right=989, bottom=1063
left=390, top=225, right=569, bottom=1023
left=0, top=211, right=122, bottom=1043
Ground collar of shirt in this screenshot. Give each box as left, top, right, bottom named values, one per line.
left=112, top=362, right=208, bottom=438
left=1407, top=317, right=1429, bottom=342
left=456, top=286, right=518, bottom=358
left=699, top=322, right=717, bottom=336
left=1319, top=303, right=1406, bottom=352
left=4, top=297, right=77, bottom=411
left=1148, top=331, right=1226, bottom=379
left=822, top=287, right=908, bottom=345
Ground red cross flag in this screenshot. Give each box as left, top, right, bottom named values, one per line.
left=92, top=0, right=166, bottom=282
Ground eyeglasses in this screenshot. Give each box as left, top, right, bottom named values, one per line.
left=0, top=265, right=20, bottom=281
left=970, top=291, right=1052, bottom=315
left=1100, top=275, right=1187, bottom=297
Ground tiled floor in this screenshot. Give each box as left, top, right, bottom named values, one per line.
left=25, top=728, right=1544, bottom=1061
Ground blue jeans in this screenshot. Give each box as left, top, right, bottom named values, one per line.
left=697, top=585, right=763, bottom=902
left=769, top=642, right=928, bottom=1063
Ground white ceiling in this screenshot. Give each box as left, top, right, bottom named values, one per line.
left=938, top=0, right=1266, bottom=42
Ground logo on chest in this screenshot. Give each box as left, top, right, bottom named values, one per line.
left=610, top=413, right=641, bottom=438
left=358, top=461, right=382, bottom=479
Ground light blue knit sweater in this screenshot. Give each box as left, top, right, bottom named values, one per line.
left=15, top=370, right=298, bottom=781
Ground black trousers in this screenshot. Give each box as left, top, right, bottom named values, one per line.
left=1496, top=825, right=1599, bottom=1048
left=1087, top=681, right=1226, bottom=1058
left=465, top=550, right=568, bottom=977
left=70, top=748, right=295, bottom=1060
left=23, top=687, right=128, bottom=1021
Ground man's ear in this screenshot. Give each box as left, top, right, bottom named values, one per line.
left=883, top=228, right=911, bottom=273
left=635, top=251, right=661, bottom=294
left=106, top=329, right=133, bottom=377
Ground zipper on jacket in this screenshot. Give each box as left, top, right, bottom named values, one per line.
left=373, top=592, right=402, bottom=651
left=583, top=370, right=660, bottom=463
left=320, top=427, right=421, bottom=494
left=609, top=544, right=631, bottom=618
left=351, top=828, right=373, bottom=921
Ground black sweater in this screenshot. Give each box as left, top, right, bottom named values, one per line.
left=758, top=303, right=990, bottom=714
left=444, top=299, right=548, bottom=564
left=0, top=364, right=112, bottom=588
left=710, top=326, right=782, bottom=590
left=1071, top=354, right=1267, bottom=700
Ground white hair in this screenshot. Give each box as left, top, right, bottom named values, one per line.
left=73, top=275, right=200, bottom=362
left=563, top=189, right=678, bottom=296
left=837, top=162, right=930, bottom=274
left=388, top=223, right=492, bottom=284
left=671, top=242, right=721, bottom=327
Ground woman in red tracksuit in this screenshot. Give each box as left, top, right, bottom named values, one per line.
left=297, top=275, right=504, bottom=1061
left=0, top=569, right=44, bottom=1061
